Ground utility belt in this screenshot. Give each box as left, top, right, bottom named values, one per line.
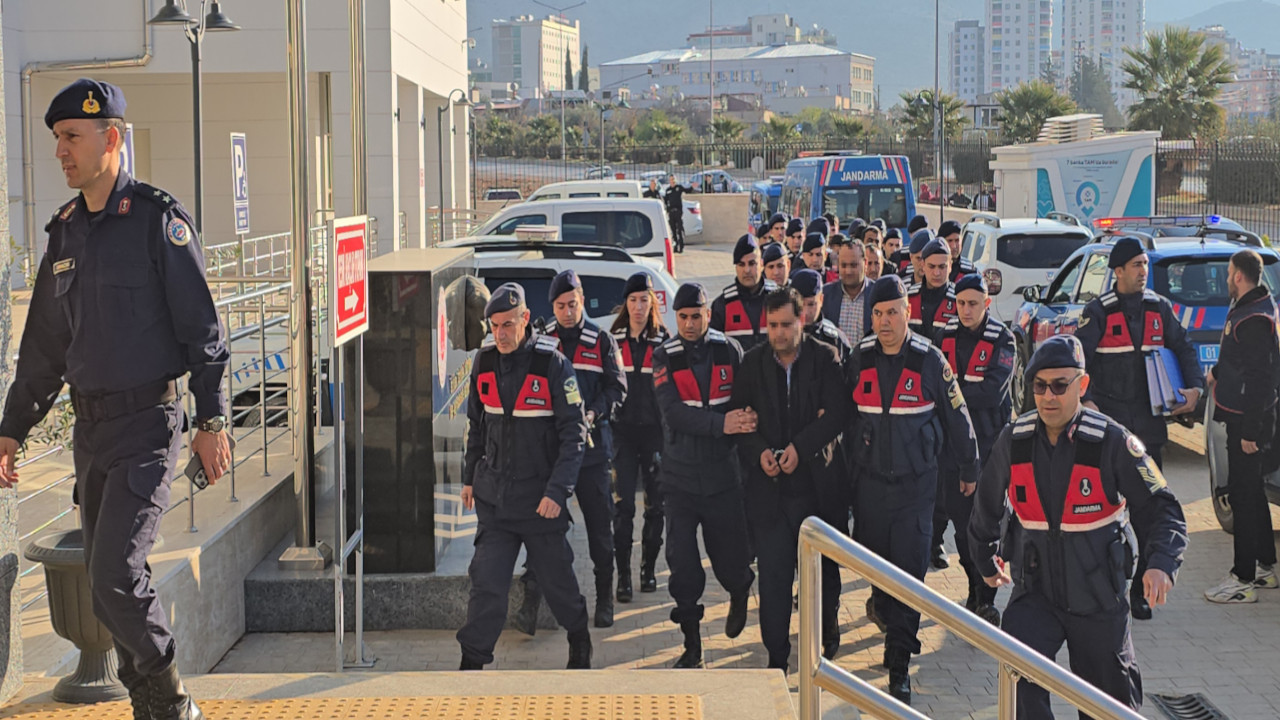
left=71, top=379, right=178, bottom=423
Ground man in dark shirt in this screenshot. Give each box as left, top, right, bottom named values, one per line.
left=664, top=174, right=692, bottom=253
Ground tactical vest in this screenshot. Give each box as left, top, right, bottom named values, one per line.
left=1213, top=290, right=1280, bottom=417
left=940, top=318, right=1003, bottom=383
left=475, top=338, right=556, bottom=418
left=849, top=335, right=945, bottom=477
left=851, top=339, right=932, bottom=416
left=614, top=329, right=658, bottom=375
left=665, top=331, right=735, bottom=408
left=949, top=257, right=977, bottom=285
left=1095, top=291, right=1164, bottom=354
left=907, top=284, right=957, bottom=331
left=720, top=284, right=769, bottom=341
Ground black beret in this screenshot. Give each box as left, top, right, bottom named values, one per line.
left=870, top=218, right=887, bottom=231
left=756, top=223, right=771, bottom=239
left=548, top=269, right=582, bottom=301
left=847, top=217, right=866, bottom=231
left=802, top=232, right=826, bottom=254
left=884, top=228, right=901, bottom=240
left=761, top=242, right=787, bottom=265
left=868, top=275, right=907, bottom=306
left=789, top=269, right=823, bottom=298
left=623, top=271, right=653, bottom=298
left=673, top=282, right=709, bottom=310
left=828, top=232, right=848, bottom=248
left=852, top=225, right=868, bottom=240
left=921, top=239, right=950, bottom=261
left=733, top=233, right=760, bottom=263
left=1026, top=335, right=1086, bottom=379
left=786, top=218, right=805, bottom=236
left=806, top=218, right=830, bottom=238
left=907, top=214, right=930, bottom=234
left=1108, top=237, right=1146, bottom=269
left=45, top=78, right=127, bottom=128
left=485, top=282, right=526, bottom=318
left=955, top=273, right=987, bottom=295
left=768, top=212, right=788, bottom=229
left=938, top=220, right=962, bottom=238
left=909, top=228, right=935, bottom=255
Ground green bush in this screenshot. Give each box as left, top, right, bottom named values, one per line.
left=952, top=145, right=993, bottom=185
left=1208, top=153, right=1280, bottom=204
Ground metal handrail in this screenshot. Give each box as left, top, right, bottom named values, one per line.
left=797, top=517, right=1147, bottom=720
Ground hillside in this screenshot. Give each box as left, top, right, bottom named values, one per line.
left=1162, top=0, right=1280, bottom=54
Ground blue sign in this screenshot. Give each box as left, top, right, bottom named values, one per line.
left=121, top=123, right=135, bottom=178
left=230, top=132, right=250, bottom=234
left=1054, top=149, right=1133, bottom=220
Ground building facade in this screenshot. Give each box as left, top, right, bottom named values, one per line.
left=1061, top=0, right=1145, bottom=109
left=985, top=0, right=1053, bottom=93
left=951, top=19, right=986, bottom=103
left=1200, top=25, right=1280, bottom=119
left=685, top=14, right=837, bottom=51
left=490, top=14, right=580, bottom=96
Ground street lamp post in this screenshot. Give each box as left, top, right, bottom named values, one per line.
left=437, top=89, right=469, bottom=243
left=933, top=0, right=943, bottom=225
left=149, top=0, right=241, bottom=235
left=595, top=95, right=629, bottom=173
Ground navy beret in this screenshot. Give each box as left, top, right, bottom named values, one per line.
left=733, top=233, right=760, bottom=263
left=1026, top=335, right=1086, bottom=379
left=790, top=269, right=823, bottom=298
left=955, top=273, right=987, bottom=295
left=938, top=220, right=962, bottom=238
left=673, top=282, right=709, bottom=310
left=623, top=271, right=653, bottom=298
left=806, top=218, right=829, bottom=238
left=548, top=269, right=582, bottom=301
left=884, top=228, right=901, bottom=240
left=869, top=275, right=907, bottom=306
left=828, top=232, right=848, bottom=248
left=1108, top=237, right=1146, bottom=269
left=909, top=228, right=935, bottom=255
left=768, top=212, right=788, bottom=228
left=761, top=242, right=787, bottom=265
left=802, top=232, right=826, bottom=253
left=756, top=223, right=772, bottom=239
left=45, top=78, right=127, bottom=128
left=908, top=214, right=930, bottom=234
left=921, top=239, right=950, bottom=261
left=786, top=218, right=805, bottom=235
left=485, top=282, right=526, bottom=318
left=870, top=218, right=887, bottom=231
left=847, top=217, right=866, bottom=231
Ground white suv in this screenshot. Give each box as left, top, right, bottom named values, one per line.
left=526, top=179, right=703, bottom=238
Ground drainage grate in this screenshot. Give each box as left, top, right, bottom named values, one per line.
left=1149, top=693, right=1229, bottom=720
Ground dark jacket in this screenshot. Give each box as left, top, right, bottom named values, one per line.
left=663, top=183, right=690, bottom=215
left=934, top=313, right=1015, bottom=461
left=545, top=317, right=628, bottom=465
left=821, top=278, right=873, bottom=345
left=948, top=255, right=978, bottom=284
left=710, top=279, right=776, bottom=354
left=907, top=281, right=957, bottom=335
left=612, top=326, right=667, bottom=427
left=1212, top=286, right=1280, bottom=442
left=643, top=186, right=662, bottom=199
left=806, top=318, right=852, bottom=363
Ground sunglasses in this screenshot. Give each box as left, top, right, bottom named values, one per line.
left=1032, top=374, right=1083, bottom=396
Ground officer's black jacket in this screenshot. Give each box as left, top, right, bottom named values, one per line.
left=1212, top=286, right=1280, bottom=442
left=710, top=279, right=775, bottom=353
left=643, top=187, right=662, bottom=199
left=948, top=255, right=978, bottom=284
left=463, top=332, right=586, bottom=529
left=662, top=183, right=690, bottom=215
left=613, top=327, right=667, bottom=427
left=545, top=317, right=627, bottom=465
left=805, top=319, right=852, bottom=364
left=1, top=170, right=228, bottom=442
left=933, top=314, right=1015, bottom=460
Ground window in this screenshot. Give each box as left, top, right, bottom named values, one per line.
left=568, top=192, right=602, bottom=198
left=821, top=185, right=909, bottom=229
left=561, top=211, right=654, bottom=249
left=491, top=213, right=547, bottom=234
left=1045, top=256, right=1083, bottom=304
left=578, top=275, right=628, bottom=316
left=1075, top=252, right=1110, bottom=304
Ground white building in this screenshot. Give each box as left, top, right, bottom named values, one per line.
left=985, top=0, right=1053, bottom=93
left=3, top=0, right=472, bottom=261
left=686, top=14, right=836, bottom=50
left=1061, top=0, right=1145, bottom=109
left=950, top=20, right=986, bottom=103
left=489, top=14, right=580, bottom=96
left=1200, top=25, right=1280, bottom=119
left=600, top=44, right=875, bottom=115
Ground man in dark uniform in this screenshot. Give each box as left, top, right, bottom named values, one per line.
left=938, top=220, right=977, bottom=284
left=653, top=283, right=756, bottom=668
left=933, top=273, right=1015, bottom=623
left=800, top=233, right=838, bottom=283
left=711, top=234, right=776, bottom=354
left=882, top=228, right=903, bottom=263
left=1074, top=237, right=1202, bottom=619
left=538, top=270, right=628, bottom=628
left=644, top=178, right=663, bottom=199
left=785, top=218, right=806, bottom=267
left=845, top=275, right=980, bottom=704
left=765, top=212, right=788, bottom=245
left=664, top=174, right=693, bottom=253
left=792, top=270, right=852, bottom=361
left=893, top=228, right=932, bottom=283
left=762, top=242, right=791, bottom=289
left=457, top=283, right=594, bottom=670
left=970, top=335, right=1187, bottom=719
left=0, top=79, right=229, bottom=720
left=731, top=288, right=847, bottom=671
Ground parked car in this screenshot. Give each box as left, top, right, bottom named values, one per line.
left=526, top=180, right=702, bottom=237
left=1091, top=214, right=1248, bottom=241
left=749, top=176, right=784, bottom=232
left=686, top=169, right=743, bottom=194
left=584, top=165, right=614, bottom=179
left=960, top=212, right=1095, bottom=324
left=482, top=188, right=523, bottom=201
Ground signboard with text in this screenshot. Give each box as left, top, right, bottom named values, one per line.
left=230, top=132, right=250, bottom=234
left=332, top=215, right=369, bottom=347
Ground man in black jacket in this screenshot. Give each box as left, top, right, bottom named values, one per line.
left=711, top=234, right=777, bottom=353
left=664, top=174, right=692, bottom=253
left=730, top=288, right=847, bottom=671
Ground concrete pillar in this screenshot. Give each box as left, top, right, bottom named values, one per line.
left=423, top=93, right=445, bottom=242
left=388, top=77, right=401, bottom=253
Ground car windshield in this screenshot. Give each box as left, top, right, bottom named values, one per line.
left=481, top=274, right=625, bottom=326
left=821, top=185, right=908, bottom=228
left=1153, top=256, right=1280, bottom=306
left=766, top=194, right=780, bottom=215
left=995, top=233, right=1090, bottom=269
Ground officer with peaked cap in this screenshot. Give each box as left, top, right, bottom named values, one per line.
left=761, top=242, right=791, bottom=288
left=711, top=234, right=777, bottom=353
left=970, top=335, right=1187, bottom=719
left=458, top=282, right=594, bottom=671
left=0, top=78, right=229, bottom=720
left=937, top=220, right=977, bottom=284
left=653, top=283, right=756, bottom=668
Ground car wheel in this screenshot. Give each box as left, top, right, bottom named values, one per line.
left=1011, top=340, right=1034, bottom=414
left=1205, top=394, right=1235, bottom=534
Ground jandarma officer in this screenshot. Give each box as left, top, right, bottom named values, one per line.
left=710, top=234, right=776, bottom=353
left=0, top=79, right=230, bottom=720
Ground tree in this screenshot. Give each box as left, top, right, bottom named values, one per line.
left=830, top=114, right=869, bottom=144
left=648, top=120, right=685, bottom=145
left=758, top=116, right=800, bottom=142
left=578, top=46, right=590, bottom=92
left=710, top=116, right=747, bottom=141
left=897, top=89, right=968, bottom=140
left=1069, top=56, right=1123, bottom=128
left=1039, top=61, right=1062, bottom=92
left=1122, top=26, right=1235, bottom=140
left=526, top=115, right=560, bottom=148
left=996, top=80, right=1077, bottom=143
left=565, top=49, right=574, bottom=92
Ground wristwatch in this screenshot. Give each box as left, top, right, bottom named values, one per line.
left=197, top=416, right=228, bottom=433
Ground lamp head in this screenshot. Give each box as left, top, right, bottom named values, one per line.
left=204, top=1, right=241, bottom=31
left=148, top=0, right=195, bottom=25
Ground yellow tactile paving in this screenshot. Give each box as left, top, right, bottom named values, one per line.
left=0, top=694, right=702, bottom=719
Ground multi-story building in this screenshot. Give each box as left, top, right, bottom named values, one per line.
left=951, top=20, right=986, bottom=103
left=490, top=14, right=580, bottom=96
left=685, top=14, right=837, bottom=50
left=1201, top=25, right=1280, bottom=119
left=985, top=0, right=1053, bottom=93
left=1061, top=0, right=1146, bottom=109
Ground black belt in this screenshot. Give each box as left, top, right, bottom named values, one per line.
left=71, top=379, right=178, bottom=423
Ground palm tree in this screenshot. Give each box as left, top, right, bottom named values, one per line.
left=648, top=120, right=685, bottom=145
left=710, top=116, right=747, bottom=142
left=897, top=89, right=968, bottom=140
left=996, top=81, right=1078, bottom=143
left=1122, top=26, right=1235, bottom=140
left=830, top=114, right=869, bottom=144
left=758, top=116, right=800, bottom=142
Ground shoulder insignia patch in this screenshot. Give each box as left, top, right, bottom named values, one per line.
left=563, top=376, right=582, bottom=405
left=58, top=201, right=76, bottom=221
left=52, top=258, right=75, bottom=275
left=166, top=217, right=192, bottom=247
left=1078, top=315, right=1091, bottom=328
left=941, top=358, right=956, bottom=383
left=1126, top=433, right=1146, bottom=458
left=1138, top=458, right=1167, bottom=493
left=707, top=329, right=728, bottom=344
left=947, top=379, right=964, bottom=409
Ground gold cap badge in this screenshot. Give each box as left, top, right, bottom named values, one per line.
left=83, top=91, right=100, bottom=115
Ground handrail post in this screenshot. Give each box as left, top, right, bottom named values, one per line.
left=998, top=662, right=1019, bottom=720
left=797, top=535, right=822, bottom=720
left=224, top=303, right=238, bottom=503
left=258, top=293, right=270, bottom=477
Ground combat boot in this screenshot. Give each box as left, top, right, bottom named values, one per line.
left=148, top=662, right=203, bottom=720
left=566, top=628, right=593, bottom=669
left=885, top=648, right=911, bottom=706
left=725, top=588, right=749, bottom=639
left=594, top=575, right=615, bottom=628
left=458, top=656, right=484, bottom=670
left=616, top=555, right=634, bottom=603
left=514, top=578, right=541, bottom=636
left=673, top=621, right=704, bottom=668
left=822, top=613, right=841, bottom=661
left=639, top=545, right=659, bottom=593
left=116, top=643, right=152, bottom=720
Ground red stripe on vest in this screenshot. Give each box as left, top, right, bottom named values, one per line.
left=942, top=335, right=997, bottom=383
left=619, top=341, right=655, bottom=374
left=513, top=374, right=554, bottom=417
left=852, top=366, right=933, bottom=415
left=723, top=298, right=765, bottom=337
left=1010, top=455, right=1124, bottom=532
left=909, top=292, right=956, bottom=329
left=1096, top=309, right=1163, bottom=353
left=477, top=371, right=503, bottom=414
left=1009, top=462, right=1049, bottom=530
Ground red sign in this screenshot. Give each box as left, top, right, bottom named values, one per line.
left=332, top=216, right=369, bottom=347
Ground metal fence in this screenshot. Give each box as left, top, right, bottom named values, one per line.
left=1154, top=139, right=1280, bottom=241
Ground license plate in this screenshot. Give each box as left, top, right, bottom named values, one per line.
left=1199, top=344, right=1219, bottom=364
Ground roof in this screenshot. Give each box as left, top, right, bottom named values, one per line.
left=602, top=44, right=868, bottom=66
left=982, top=218, right=1092, bottom=234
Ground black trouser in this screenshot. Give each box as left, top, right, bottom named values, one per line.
left=574, top=461, right=616, bottom=585
left=1227, top=422, right=1277, bottom=582
left=668, top=211, right=685, bottom=250
left=663, top=484, right=755, bottom=624
left=73, top=401, right=182, bottom=678
left=457, top=521, right=589, bottom=665
left=612, top=426, right=664, bottom=567
left=1002, top=591, right=1142, bottom=720
left=1129, top=442, right=1162, bottom=595
left=857, top=469, right=935, bottom=655
left=931, top=472, right=950, bottom=556
left=940, top=465, right=997, bottom=608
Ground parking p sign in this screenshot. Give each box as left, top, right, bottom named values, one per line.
left=332, top=216, right=369, bottom=347
left=230, top=132, right=250, bottom=234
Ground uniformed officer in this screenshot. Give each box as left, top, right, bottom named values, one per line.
left=893, top=228, right=932, bottom=283
left=643, top=178, right=663, bottom=199
left=710, top=234, right=777, bottom=354
left=1074, top=236, right=1202, bottom=620
left=785, top=218, right=806, bottom=267
left=845, top=275, right=980, bottom=704
left=970, top=335, right=1187, bottom=719
left=731, top=288, right=847, bottom=671
left=933, top=273, right=1015, bottom=624
left=653, top=283, right=756, bottom=668
left=457, top=283, right=594, bottom=670
left=762, top=242, right=791, bottom=289
left=938, top=220, right=977, bottom=284
left=792, top=270, right=852, bottom=361
left=664, top=174, right=693, bottom=253
left=0, top=79, right=229, bottom=720
left=541, top=270, right=628, bottom=628
left=882, top=228, right=903, bottom=262
left=800, top=233, right=838, bottom=283
left=609, top=273, right=668, bottom=599
left=865, top=244, right=885, bottom=282
left=765, top=212, right=788, bottom=245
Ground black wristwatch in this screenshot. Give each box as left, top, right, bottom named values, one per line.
left=197, top=416, right=227, bottom=433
